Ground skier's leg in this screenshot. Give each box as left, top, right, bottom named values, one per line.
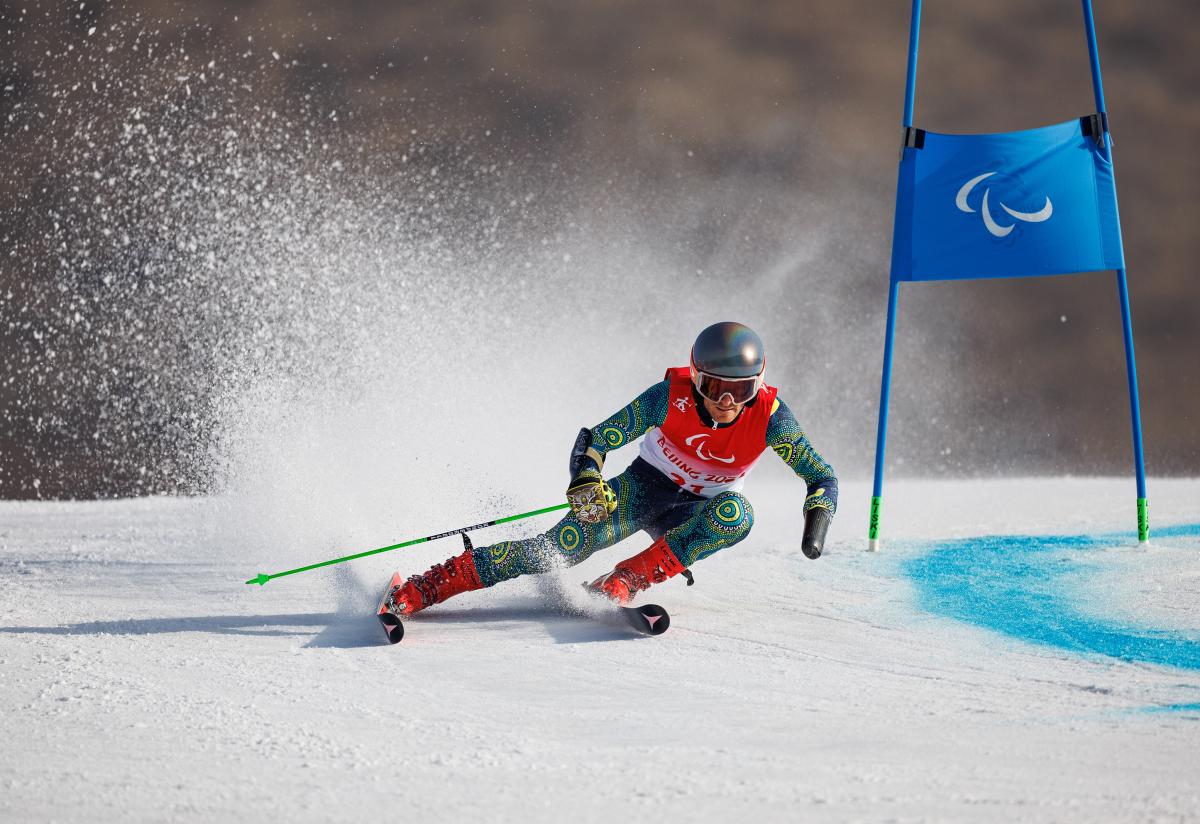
left=472, top=468, right=648, bottom=588
left=588, top=491, right=754, bottom=604
left=662, top=490, right=755, bottom=567
left=387, top=463, right=678, bottom=615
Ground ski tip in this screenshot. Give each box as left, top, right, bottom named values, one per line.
left=628, top=603, right=670, bottom=636
left=376, top=572, right=406, bottom=644
left=378, top=612, right=405, bottom=645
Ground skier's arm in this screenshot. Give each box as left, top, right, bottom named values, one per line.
left=765, top=397, right=838, bottom=559
left=568, top=380, right=670, bottom=477
left=565, top=380, right=670, bottom=524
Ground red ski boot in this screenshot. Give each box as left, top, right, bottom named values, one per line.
left=587, top=538, right=686, bottom=605
left=384, top=548, right=483, bottom=616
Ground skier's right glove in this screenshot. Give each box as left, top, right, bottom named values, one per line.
left=802, top=506, right=832, bottom=559
left=566, top=468, right=617, bottom=525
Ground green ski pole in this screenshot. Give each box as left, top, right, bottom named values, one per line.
left=244, top=502, right=570, bottom=586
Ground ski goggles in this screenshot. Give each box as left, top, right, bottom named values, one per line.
left=691, top=368, right=763, bottom=405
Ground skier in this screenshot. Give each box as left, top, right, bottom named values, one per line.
left=383, top=321, right=838, bottom=616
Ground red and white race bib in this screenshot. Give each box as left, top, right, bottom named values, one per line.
left=637, top=367, right=777, bottom=497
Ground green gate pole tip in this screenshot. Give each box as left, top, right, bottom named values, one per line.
left=868, top=496, right=882, bottom=552
left=1137, top=497, right=1149, bottom=544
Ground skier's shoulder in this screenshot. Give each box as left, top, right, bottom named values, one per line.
left=765, top=387, right=787, bottom=418
left=626, top=376, right=672, bottom=418
left=764, top=393, right=801, bottom=431
left=642, top=375, right=672, bottom=398
left=660, top=365, right=690, bottom=387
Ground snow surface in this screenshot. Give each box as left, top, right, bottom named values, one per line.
left=2, top=477, right=1199, bottom=823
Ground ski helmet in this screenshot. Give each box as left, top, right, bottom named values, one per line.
left=690, top=321, right=765, bottom=404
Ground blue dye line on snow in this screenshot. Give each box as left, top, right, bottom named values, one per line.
left=1139, top=702, right=1200, bottom=715
left=903, top=523, right=1200, bottom=671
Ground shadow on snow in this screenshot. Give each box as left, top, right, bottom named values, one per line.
left=0, top=602, right=648, bottom=648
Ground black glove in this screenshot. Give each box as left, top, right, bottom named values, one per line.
left=568, top=427, right=605, bottom=480
left=802, top=507, right=831, bottom=559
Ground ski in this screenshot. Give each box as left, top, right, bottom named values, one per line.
left=376, top=571, right=406, bottom=645
left=579, top=582, right=671, bottom=635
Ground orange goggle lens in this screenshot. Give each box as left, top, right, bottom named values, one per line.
left=692, top=371, right=761, bottom=405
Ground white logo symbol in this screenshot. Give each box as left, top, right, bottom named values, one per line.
left=956, top=172, right=1053, bottom=238
left=674, top=397, right=691, bottom=413
left=685, top=433, right=736, bottom=464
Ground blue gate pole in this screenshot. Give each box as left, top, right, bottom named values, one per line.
left=869, top=0, right=922, bottom=551
left=1116, top=268, right=1149, bottom=542
left=1081, top=0, right=1149, bottom=542
left=870, top=280, right=901, bottom=551
left=900, top=0, right=923, bottom=126
left=1080, top=0, right=1108, bottom=115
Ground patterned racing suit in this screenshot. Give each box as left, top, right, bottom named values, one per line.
left=471, top=370, right=838, bottom=587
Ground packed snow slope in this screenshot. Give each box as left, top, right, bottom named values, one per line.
left=2, top=477, right=1198, bottom=823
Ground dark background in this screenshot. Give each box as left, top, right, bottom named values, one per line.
left=2, top=0, right=1197, bottom=498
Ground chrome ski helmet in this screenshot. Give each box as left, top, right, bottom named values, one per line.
left=689, top=321, right=765, bottom=405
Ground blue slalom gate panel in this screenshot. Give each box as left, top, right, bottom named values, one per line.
left=891, top=117, right=1125, bottom=282
left=868, top=0, right=1149, bottom=548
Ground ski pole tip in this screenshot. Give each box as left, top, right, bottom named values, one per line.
left=246, top=573, right=271, bottom=586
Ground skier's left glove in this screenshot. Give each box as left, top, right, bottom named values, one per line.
left=802, top=506, right=831, bottom=560
left=566, top=468, right=617, bottom=525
